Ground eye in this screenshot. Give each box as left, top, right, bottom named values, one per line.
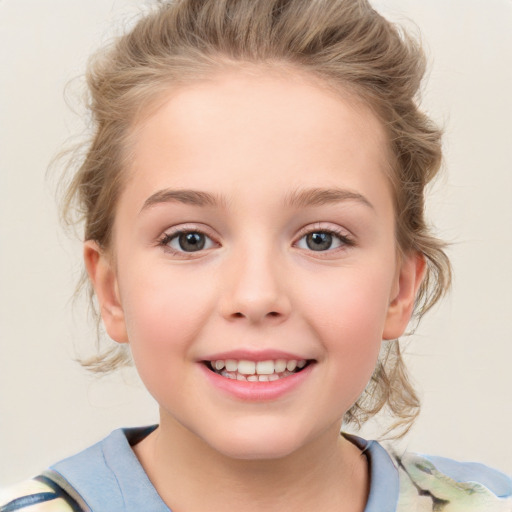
left=160, top=230, right=216, bottom=253
left=295, top=229, right=352, bottom=252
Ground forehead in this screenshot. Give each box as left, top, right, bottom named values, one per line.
left=123, top=69, right=393, bottom=212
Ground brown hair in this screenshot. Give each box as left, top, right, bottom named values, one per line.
left=61, top=0, right=451, bottom=436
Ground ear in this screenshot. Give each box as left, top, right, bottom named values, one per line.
left=382, top=251, right=426, bottom=340
left=84, top=240, right=128, bottom=344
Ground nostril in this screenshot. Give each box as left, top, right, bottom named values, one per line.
left=232, top=311, right=280, bottom=318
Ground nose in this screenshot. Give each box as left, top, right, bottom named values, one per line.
left=218, top=246, right=292, bottom=324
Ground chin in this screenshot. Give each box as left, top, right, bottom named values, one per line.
left=204, top=423, right=309, bottom=461
left=216, top=441, right=298, bottom=461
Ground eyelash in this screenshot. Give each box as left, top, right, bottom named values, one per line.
left=157, top=224, right=355, bottom=257
left=294, top=224, right=355, bottom=254
left=157, top=226, right=218, bottom=258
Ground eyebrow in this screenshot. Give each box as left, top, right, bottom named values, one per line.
left=284, top=187, right=374, bottom=210
left=140, top=189, right=227, bottom=212
left=140, top=186, right=374, bottom=213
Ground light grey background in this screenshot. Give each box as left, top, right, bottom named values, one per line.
left=1, top=0, right=511, bottom=485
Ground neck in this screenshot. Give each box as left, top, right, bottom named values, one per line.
left=133, top=411, right=369, bottom=512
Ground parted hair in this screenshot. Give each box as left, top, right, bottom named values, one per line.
left=61, top=0, right=451, bottom=437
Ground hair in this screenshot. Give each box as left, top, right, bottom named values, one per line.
left=61, top=0, right=451, bottom=437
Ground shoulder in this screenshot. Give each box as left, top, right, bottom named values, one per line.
left=1, top=426, right=159, bottom=512
left=0, top=478, right=75, bottom=512
left=394, top=450, right=512, bottom=512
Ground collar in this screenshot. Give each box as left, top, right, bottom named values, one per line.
left=343, top=433, right=400, bottom=512
left=48, top=426, right=399, bottom=512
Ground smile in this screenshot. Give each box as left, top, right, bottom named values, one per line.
left=206, top=359, right=311, bottom=382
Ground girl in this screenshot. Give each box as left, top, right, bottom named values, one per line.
left=1, top=0, right=511, bottom=511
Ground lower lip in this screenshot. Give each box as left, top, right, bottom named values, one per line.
left=199, top=363, right=315, bottom=401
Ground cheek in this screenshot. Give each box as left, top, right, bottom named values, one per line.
left=306, top=264, right=394, bottom=339
left=118, top=267, right=216, bottom=368
left=302, top=263, right=395, bottom=395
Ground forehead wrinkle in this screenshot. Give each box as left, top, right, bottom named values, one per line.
left=284, top=187, right=375, bottom=211
left=140, top=188, right=228, bottom=213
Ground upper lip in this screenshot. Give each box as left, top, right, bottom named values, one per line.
left=200, top=349, right=313, bottom=362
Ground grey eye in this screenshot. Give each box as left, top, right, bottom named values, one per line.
left=305, top=232, right=333, bottom=251
left=296, top=231, right=345, bottom=252
left=169, top=231, right=213, bottom=252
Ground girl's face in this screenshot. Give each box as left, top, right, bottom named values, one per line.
left=86, top=69, right=423, bottom=460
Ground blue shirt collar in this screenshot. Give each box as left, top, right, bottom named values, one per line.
left=50, top=426, right=399, bottom=512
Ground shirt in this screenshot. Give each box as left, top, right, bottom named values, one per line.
left=1, top=425, right=511, bottom=511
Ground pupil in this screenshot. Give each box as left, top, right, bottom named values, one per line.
left=179, top=232, right=205, bottom=251
left=307, top=232, right=332, bottom=251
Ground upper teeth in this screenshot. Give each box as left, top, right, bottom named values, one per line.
left=212, top=359, right=307, bottom=375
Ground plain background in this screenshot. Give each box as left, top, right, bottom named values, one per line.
left=0, top=0, right=511, bottom=486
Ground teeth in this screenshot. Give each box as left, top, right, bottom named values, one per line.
left=255, top=360, right=274, bottom=375
left=225, top=359, right=237, bottom=372
left=220, top=369, right=297, bottom=381
left=275, top=359, right=287, bottom=373
left=237, top=360, right=256, bottom=375
left=210, top=358, right=309, bottom=381
left=286, top=360, right=297, bottom=372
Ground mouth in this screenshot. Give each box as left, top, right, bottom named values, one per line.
left=203, top=358, right=314, bottom=382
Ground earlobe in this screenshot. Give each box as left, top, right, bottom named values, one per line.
left=382, top=252, right=426, bottom=340
left=83, top=241, right=128, bottom=344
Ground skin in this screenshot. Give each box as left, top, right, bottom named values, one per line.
left=85, top=69, right=425, bottom=512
